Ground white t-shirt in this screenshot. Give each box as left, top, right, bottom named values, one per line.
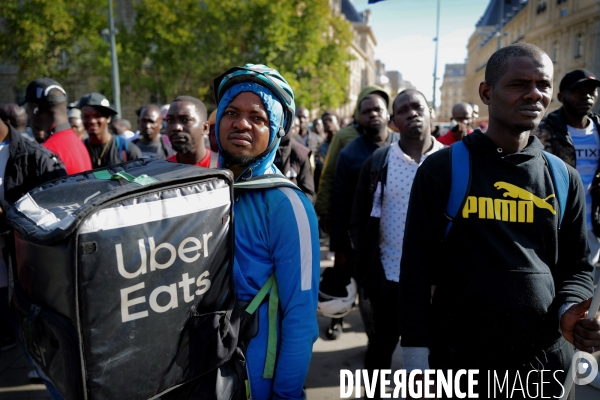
left=0, top=141, right=11, bottom=287
left=377, top=138, right=444, bottom=282
left=568, top=118, right=599, bottom=231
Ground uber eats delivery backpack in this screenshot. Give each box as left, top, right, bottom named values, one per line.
left=163, top=174, right=303, bottom=400
left=7, top=158, right=241, bottom=400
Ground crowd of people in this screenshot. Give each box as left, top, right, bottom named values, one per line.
left=0, top=42, right=599, bottom=399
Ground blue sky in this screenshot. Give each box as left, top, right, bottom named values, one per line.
left=351, top=0, right=489, bottom=106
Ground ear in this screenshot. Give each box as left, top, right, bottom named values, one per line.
left=557, top=92, right=563, bottom=104
left=479, top=81, right=492, bottom=105
left=202, top=121, right=210, bottom=135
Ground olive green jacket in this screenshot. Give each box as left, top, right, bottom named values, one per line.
left=315, top=85, right=389, bottom=216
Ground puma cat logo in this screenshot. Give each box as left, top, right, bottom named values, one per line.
left=494, top=182, right=556, bottom=215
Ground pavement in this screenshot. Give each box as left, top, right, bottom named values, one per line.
left=0, top=238, right=599, bottom=399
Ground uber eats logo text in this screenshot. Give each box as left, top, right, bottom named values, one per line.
left=462, top=182, right=556, bottom=223
left=118, top=233, right=214, bottom=322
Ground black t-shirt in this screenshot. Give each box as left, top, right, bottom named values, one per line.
left=85, top=136, right=142, bottom=167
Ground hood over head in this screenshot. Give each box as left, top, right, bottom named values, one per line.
left=215, top=82, right=285, bottom=179
left=354, top=85, right=389, bottom=121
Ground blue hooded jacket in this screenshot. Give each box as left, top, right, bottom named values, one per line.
left=216, top=82, right=320, bottom=400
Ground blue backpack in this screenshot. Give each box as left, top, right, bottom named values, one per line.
left=115, top=135, right=129, bottom=162
left=444, top=141, right=570, bottom=238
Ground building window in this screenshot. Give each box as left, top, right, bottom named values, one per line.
left=536, top=0, right=547, bottom=14
left=557, top=0, right=567, bottom=4
left=552, top=42, right=559, bottom=63
left=560, top=7, right=567, bottom=17
left=575, top=34, right=584, bottom=58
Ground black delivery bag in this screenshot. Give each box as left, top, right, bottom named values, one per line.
left=7, top=159, right=239, bottom=400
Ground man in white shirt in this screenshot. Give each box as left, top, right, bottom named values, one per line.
left=349, top=89, right=444, bottom=398
left=536, top=69, right=600, bottom=265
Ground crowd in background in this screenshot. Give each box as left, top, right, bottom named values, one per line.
left=1, top=44, right=600, bottom=399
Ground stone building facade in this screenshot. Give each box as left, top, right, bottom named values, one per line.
left=331, top=0, right=378, bottom=119
left=439, top=63, right=466, bottom=121
left=463, top=0, right=600, bottom=123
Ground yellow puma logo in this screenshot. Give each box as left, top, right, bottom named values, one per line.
left=462, top=182, right=556, bottom=223
left=494, top=182, right=556, bottom=215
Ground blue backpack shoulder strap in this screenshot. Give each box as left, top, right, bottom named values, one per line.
left=444, top=141, right=471, bottom=238
left=115, top=135, right=129, bottom=162
left=542, top=150, right=569, bottom=228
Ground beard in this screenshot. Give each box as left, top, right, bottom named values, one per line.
left=220, top=149, right=257, bottom=167
left=171, top=141, right=194, bottom=154
left=362, top=123, right=384, bottom=137
left=170, top=133, right=196, bottom=154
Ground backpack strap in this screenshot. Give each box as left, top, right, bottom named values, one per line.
left=369, top=146, right=390, bottom=191
left=444, top=141, right=471, bottom=239
left=209, top=151, right=219, bottom=168
left=233, top=175, right=303, bottom=379
left=367, top=146, right=391, bottom=219
left=542, top=150, right=569, bottom=228
left=371, top=146, right=390, bottom=173
left=234, top=174, right=301, bottom=191
left=244, top=273, right=278, bottom=379
left=115, top=135, right=129, bottom=162
left=443, top=144, right=570, bottom=238
left=161, top=135, right=174, bottom=158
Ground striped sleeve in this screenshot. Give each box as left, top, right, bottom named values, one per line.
left=278, top=187, right=313, bottom=291
left=269, top=187, right=320, bottom=399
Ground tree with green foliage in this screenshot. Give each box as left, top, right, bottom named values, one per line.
left=118, top=0, right=353, bottom=110
left=0, top=0, right=111, bottom=88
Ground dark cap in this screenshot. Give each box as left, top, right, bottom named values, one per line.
left=77, top=93, right=118, bottom=116
left=559, top=69, right=600, bottom=93
left=20, top=78, right=68, bottom=106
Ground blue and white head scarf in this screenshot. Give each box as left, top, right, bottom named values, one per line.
left=215, top=82, right=285, bottom=180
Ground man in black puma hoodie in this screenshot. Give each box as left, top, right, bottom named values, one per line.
left=399, top=43, right=600, bottom=399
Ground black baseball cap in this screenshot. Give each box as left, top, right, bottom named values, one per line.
left=77, top=93, right=118, bottom=116
left=559, top=69, right=600, bottom=93
left=20, top=78, right=68, bottom=106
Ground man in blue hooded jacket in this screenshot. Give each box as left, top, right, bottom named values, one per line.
left=214, top=64, right=320, bottom=400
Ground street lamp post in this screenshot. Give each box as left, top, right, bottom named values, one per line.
left=108, top=0, right=121, bottom=117
left=497, top=0, right=504, bottom=49
left=432, top=0, right=441, bottom=111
